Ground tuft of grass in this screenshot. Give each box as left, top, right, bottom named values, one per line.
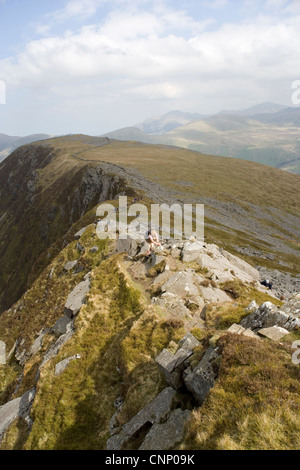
left=181, top=334, right=300, bottom=450
left=205, top=283, right=282, bottom=330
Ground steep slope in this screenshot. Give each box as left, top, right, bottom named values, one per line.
left=0, top=135, right=299, bottom=450
left=0, top=221, right=299, bottom=450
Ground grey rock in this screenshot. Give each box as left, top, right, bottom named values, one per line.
left=107, top=387, right=177, bottom=450
left=41, top=329, right=74, bottom=368
left=139, top=409, right=191, bottom=450
left=241, top=300, right=300, bottom=332
left=55, top=354, right=80, bottom=376
left=258, top=326, right=290, bottom=341
left=181, top=241, right=204, bottom=263
left=51, top=314, right=74, bottom=336
left=30, top=330, right=49, bottom=356
left=0, top=389, right=35, bottom=441
left=0, top=340, right=6, bottom=365
left=90, top=246, right=99, bottom=253
left=117, top=237, right=141, bottom=257
left=227, top=323, right=259, bottom=339
left=48, top=267, right=55, bottom=279
left=161, top=271, right=199, bottom=298
left=64, top=279, right=90, bottom=318
left=74, top=227, right=88, bottom=239
left=156, top=333, right=200, bottom=389
left=76, top=242, right=84, bottom=253
left=155, top=350, right=187, bottom=389
left=227, top=323, right=246, bottom=335
left=63, top=260, right=78, bottom=271
left=183, top=346, right=219, bottom=405
left=245, top=300, right=259, bottom=314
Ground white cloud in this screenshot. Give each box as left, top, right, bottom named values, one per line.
left=1, top=1, right=300, bottom=134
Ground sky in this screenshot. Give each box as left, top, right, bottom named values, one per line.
left=0, top=0, right=300, bottom=136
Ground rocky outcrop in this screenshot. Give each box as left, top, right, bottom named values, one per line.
left=139, top=408, right=191, bottom=451
left=155, top=333, right=200, bottom=389
left=55, top=354, right=81, bottom=376
left=64, top=278, right=91, bottom=318
left=107, top=387, right=179, bottom=450
left=241, top=299, right=300, bottom=332
left=183, top=346, right=220, bottom=405
left=258, top=326, right=290, bottom=341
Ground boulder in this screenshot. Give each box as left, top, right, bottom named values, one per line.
left=183, top=346, right=220, bottom=405
left=117, top=237, right=140, bottom=257
left=0, top=389, right=35, bottom=441
left=198, top=285, right=231, bottom=303
left=241, top=301, right=300, bottom=332
left=222, top=250, right=260, bottom=281
left=245, top=300, right=259, bottom=314
left=64, top=279, right=90, bottom=318
left=107, top=387, right=177, bottom=450
left=258, top=326, right=290, bottom=341
left=227, top=323, right=259, bottom=339
left=181, top=241, right=204, bottom=263
left=161, top=271, right=199, bottom=298
left=0, top=340, right=6, bottom=365
left=139, top=409, right=191, bottom=450
left=63, top=260, right=78, bottom=272
left=30, top=330, right=49, bottom=356
left=155, top=333, right=200, bottom=389
left=51, top=314, right=74, bottom=336
left=280, top=293, right=300, bottom=317
left=74, top=227, right=88, bottom=239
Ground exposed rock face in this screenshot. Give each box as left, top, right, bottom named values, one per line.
left=258, top=267, right=300, bottom=300
left=74, top=227, right=88, bottom=239
left=258, top=326, right=290, bottom=341
left=51, top=314, right=73, bottom=336
left=55, top=354, right=81, bottom=376
left=227, top=323, right=258, bottom=339
left=241, top=300, right=300, bottom=332
left=155, top=333, right=200, bottom=389
left=139, top=409, right=191, bottom=450
left=0, top=389, right=36, bottom=441
left=107, top=387, right=178, bottom=450
left=64, top=278, right=91, bottom=318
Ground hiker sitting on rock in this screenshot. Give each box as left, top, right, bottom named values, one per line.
left=146, top=229, right=161, bottom=256
left=261, top=279, right=273, bottom=290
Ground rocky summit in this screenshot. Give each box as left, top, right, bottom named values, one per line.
left=0, top=137, right=299, bottom=451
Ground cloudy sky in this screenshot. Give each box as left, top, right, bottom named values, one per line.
left=0, top=0, right=300, bottom=136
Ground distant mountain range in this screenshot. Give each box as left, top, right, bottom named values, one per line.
left=104, top=102, right=300, bottom=174
left=0, top=133, right=52, bottom=162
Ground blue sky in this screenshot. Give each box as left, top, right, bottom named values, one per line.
left=0, top=0, right=300, bottom=136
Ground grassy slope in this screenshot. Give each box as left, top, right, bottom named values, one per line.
left=0, top=219, right=298, bottom=450
left=37, top=136, right=300, bottom=273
